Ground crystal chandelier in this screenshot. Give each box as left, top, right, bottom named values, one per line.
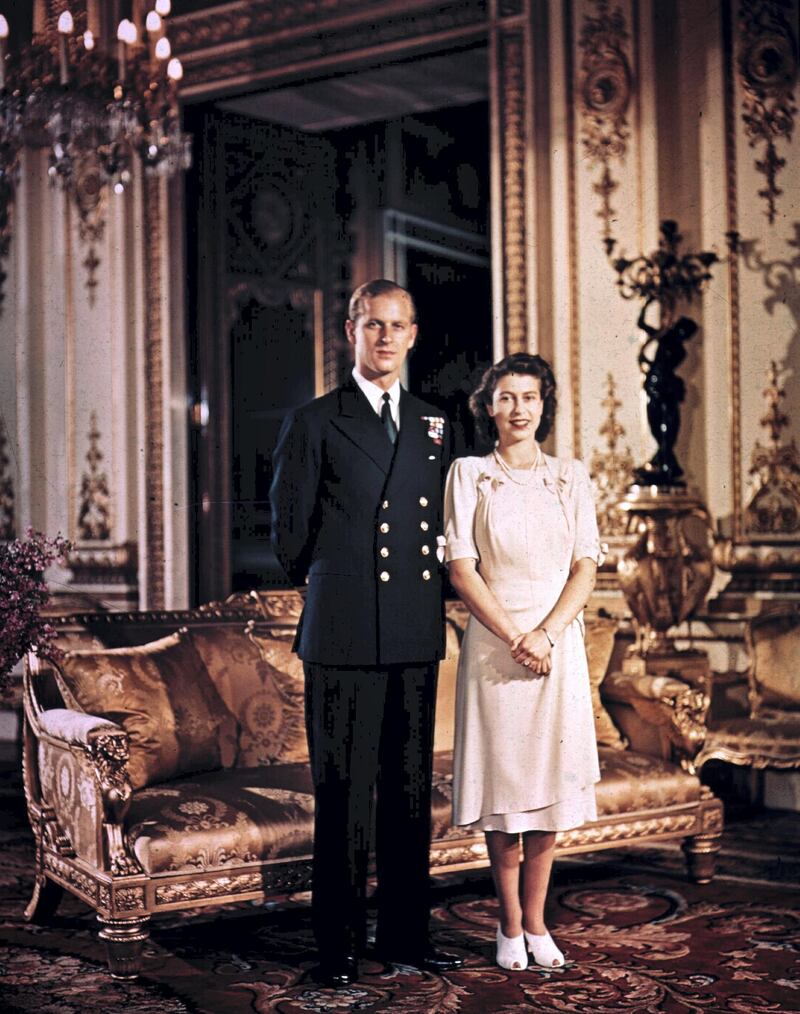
left=0, top=1, right=191, bottom=304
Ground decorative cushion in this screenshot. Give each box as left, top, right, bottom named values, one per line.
left=126, top=763, right=315, bottom=875
left=584, top=617, right=627, bottom=749
left=191, top=627, right=308, bottom=767
left=56, top=631, right=237, bottom=790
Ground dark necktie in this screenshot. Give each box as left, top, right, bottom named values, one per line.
left=381, top=392, right=397, bottom=446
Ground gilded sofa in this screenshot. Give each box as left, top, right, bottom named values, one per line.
left=22, top=590, right=723, bottom=978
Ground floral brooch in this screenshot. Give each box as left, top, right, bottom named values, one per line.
left=477, top=472, right=504, bottom=491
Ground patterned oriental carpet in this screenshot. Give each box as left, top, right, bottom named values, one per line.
left=1, top=771, right=799, bottom=1014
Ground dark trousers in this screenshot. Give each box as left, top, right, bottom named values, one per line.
left=303, top=662, right=438, bottom=962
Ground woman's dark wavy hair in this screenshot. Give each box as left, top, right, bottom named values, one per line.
left=469, top=353, right=557, bottom=444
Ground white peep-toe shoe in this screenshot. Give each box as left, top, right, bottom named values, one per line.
left=524, top=929, right=565, bottom=968
left=496, top=925, right=529, bottom=970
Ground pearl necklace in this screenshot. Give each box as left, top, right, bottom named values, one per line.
left=493, top=444, right=543, bottom=485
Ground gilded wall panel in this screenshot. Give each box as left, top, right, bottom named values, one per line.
left=570, top=0, right=643, bottom=466
left=495, top=25, right=529, bottom=354
left=174, top=1, right=489, bottom=99
left=730, top=0, right=800, bottom=543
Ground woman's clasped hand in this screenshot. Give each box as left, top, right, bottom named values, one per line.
left=509, top=628, right=552, bottom=674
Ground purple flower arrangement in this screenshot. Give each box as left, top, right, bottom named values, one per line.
left=0, top=528, right=72, bottom=691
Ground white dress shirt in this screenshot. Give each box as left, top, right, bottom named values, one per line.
left=352, top=367, right=401, bottom=430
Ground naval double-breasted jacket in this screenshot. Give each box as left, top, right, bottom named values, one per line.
left=270, top=378, right=452, bottom=666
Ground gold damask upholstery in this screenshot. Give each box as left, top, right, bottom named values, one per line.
left=56, top=631, right=238, bottom=788
left=191, top=626, right=307, bottom=766
left=36, top=718, right=112, bottom=868
left=430, top=748, right=700, bottom=832
left=697, top=604, right=800, bottom=771
left=595, top=749, right=701, bottom=813
left=126, top=764, right=315, bottom=875
left=585, top=616, right=628, bottom=749
left=749, top=607, right=800, bottom=714
left=22, top=596, right=723, bottom=979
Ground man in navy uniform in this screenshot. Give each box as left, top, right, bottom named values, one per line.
left=270, top=279, right=461, bottom=986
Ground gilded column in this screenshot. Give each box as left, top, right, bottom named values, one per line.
left=142, top=176, right=166, bottom=609
left=490, top=0, right=532, bottom=357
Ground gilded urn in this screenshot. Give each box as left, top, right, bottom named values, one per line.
left=616, top=485, right=715, bottom=656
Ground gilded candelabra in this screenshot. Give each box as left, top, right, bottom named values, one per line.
left=612, top=221, right=719, bottom=666
left=613, top=220, right=718, bottom=487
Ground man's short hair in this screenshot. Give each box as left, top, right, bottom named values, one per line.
left=348, top=279, right=418, bottom=325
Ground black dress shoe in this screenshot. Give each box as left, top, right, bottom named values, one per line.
left=316, top=955, right=358, bottom=987
left=376, top=945, right=464, bottom=973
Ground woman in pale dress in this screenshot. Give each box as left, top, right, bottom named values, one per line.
left=444, top=353, right=601, bottom=972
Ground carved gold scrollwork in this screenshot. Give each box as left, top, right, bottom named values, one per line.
left=498, top=29, right=528, bottom=353
left=88, top=731, right=140, bottom=876
left=40, top=805, right=75, bottom=857
left=235, top=589, right=305, bottom=620
left=155, top=873, right=263, bottom=905
left=174, top=3, right=487, bottom=94
left=589, top=373, right=635, bottom=536
left=430, top=843, right=488, bottom=868
left=113, top=886, right=146, bottom=912
left=745, top=360, right=800, bottom=534
left=0, top=413, right=14, bottom=540
left=71, top=151, right=108, bottom=304
left=88, top=733, right=132, bottom=816
left=44, top=852, right=100, bottom=902
left=67, top=541, right=138, bottom=586
left=670, top=687, right=711, bottom=774
left=144, top=175, right=165, bottom=609
left=578, top=0, right=632, bottom=256
left=556, top=813, right=698, bottom=849
left=77, top=412, right=111, bottom=541
left=737, top=0, right=798, bottom=224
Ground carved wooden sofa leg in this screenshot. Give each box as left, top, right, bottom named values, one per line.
left=24, top=875, right=65, bottom=923
left=682, top=832, right=722, bottom=884
left=97, top=915, right=151, bottom=979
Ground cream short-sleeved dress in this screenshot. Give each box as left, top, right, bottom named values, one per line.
left=444, top=451, right=602, bottom=833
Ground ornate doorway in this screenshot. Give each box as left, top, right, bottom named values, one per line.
left=186, top=107, right=347, bottom=603
left=186, top=57, right=493, bottom=602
